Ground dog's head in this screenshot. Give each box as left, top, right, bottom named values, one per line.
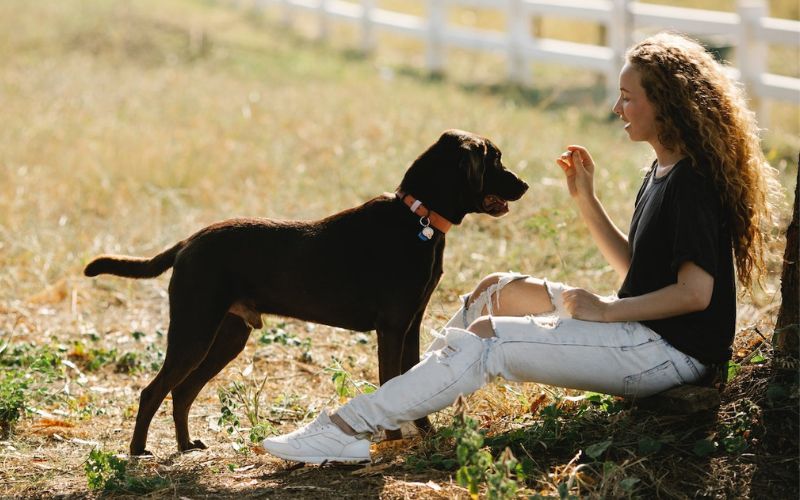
left=399, top=129, right=528, bottom=224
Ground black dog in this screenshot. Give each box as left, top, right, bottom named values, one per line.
left=84, top=129, right=528, bottom=455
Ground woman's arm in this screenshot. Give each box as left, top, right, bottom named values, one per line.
left=556, top=146, right=631, bottom=279
left=562, top=261, right=714, bottom=322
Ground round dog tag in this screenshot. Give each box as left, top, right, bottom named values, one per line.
left=421, top=226, right=434, bottom=239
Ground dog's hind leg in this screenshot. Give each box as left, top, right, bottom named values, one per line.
left=129, top=296, right=228, bottom=456
left=171, top=313, right=251, bottom=452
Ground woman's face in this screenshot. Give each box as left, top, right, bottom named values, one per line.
left=612, top=62, right=658, bottom=144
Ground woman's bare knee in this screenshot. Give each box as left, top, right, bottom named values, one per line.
left=465, top=272, right=556, bottom=318
left=467, top=272, right=508, bottom=309
left=468, top=316, right=496, bottom=338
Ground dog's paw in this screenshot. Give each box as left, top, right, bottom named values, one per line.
left=385, top=429, right=404, bottom=441
left=414, top=417, right=434, bottom=436
left=129, top=449, right=154, bottom=458
left=182, top=439, right=208, bottom=452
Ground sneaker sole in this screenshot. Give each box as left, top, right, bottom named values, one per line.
left=265, top=448, right=370, bottom=465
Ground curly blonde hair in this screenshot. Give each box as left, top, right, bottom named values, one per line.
left=626, top=32, right=780, bottom=291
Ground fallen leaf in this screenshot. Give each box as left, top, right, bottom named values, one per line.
left=31, top=418, right=75, bottom=429
left=401, top=480, right=442, bottom=490
left=425, top=481, right=442, bottom=491
left=231, top=464, right=256, bottom=473
left=71, top=438, right=100, bottom=447
left=352, top=463, right=391, bottom=476
left=529, top=392, right=548, bottom=414
left=575, top=471, right=596, bottom=486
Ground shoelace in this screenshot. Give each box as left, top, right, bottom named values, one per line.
left=284, top=415, right=331, bottom=438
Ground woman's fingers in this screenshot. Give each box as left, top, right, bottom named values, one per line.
left=571, top=151, right=587, bottom=176
left=558, top=145, right=596, bottom=200
left=562, top=288, right=605, bottom=321
left=561, top=288, right=578, bottom=314
left=556, top=153, right=575, bottom=175
left=566, top=145, right=594, bottom=166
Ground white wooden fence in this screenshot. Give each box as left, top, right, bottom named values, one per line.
left=246, top=0, right=799, bottom=124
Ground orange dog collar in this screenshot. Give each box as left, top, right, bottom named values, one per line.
left=396, top=191, right=453, bottom=239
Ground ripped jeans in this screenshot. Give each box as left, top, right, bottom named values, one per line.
left=336, top=276, right=707, bottom=435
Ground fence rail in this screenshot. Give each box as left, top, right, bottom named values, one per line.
left=247, top=0, right=800, bottom=125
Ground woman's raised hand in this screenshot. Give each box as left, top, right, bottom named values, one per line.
left=555, top=145, right=596, bottom=200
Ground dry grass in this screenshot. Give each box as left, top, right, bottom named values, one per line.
left=0, top=0, right=797, bottom=498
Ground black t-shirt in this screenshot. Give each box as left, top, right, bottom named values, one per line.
left=618, top=159, right=736, bottom=364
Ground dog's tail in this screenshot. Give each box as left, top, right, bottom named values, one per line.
left=84, top=241, right=185, bottom=279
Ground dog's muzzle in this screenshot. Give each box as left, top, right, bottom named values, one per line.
left=482, top=195, right=510, bottom=216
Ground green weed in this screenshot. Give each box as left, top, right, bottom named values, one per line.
left=269, top=392, right=306, bottom=421
left=259, top=323, right=313, bottom=361
left=69, top=341, right=117, bottom=372
left=145, top=343, right=166, bottom=372
left=581, top=392, right=626, bottom=414
left=85, top=449, right=127, bottom=490
left=0, top=370, right=28, bottom=438
left=84, top=448, right=170, bottom=493
left=452, top=398, right=524, bottom=499
left=114, top=351, right=142, bottom=374
left=258, top=323, right=302, bottom=346
left=0, top=342, right=63, bottom=379
left=217, top=369, right=275, bottom=450
left=325, top=357, right=377, bottom=401
left=405, top=422, right=461, bottom=472
left=718, top=399, right=760, bottom=454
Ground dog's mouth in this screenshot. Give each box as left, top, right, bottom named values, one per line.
left=482, top=194, right=510, bottom=217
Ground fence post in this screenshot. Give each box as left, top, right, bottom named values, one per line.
left=361, top=0, right=376, bottom=54
left=426, top=0, right=445, bottom=75
left=507, top=0, right=529, bottom=85
left=281, top=0, right=293, bottom=27
left=737, top=0, right=769, bottom=128
left=318, top=0, right=330, bottom=40
left=608, top=0, right=630, bottom=103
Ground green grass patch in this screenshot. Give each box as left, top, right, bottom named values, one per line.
left=85, top=448, right=171, bottom=494
left=0, top=371, right=28, bottom=438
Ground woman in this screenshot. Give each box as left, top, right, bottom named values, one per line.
left=262, top=32, right=778, bottom=464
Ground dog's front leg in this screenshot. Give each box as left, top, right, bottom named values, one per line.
left=375, top=312, right=432, bottom=440
left=374, top=321, right=406, bottom=441
left=400, top=311, right=433, bottom=436
left=375, top=328, right=404, bottom=388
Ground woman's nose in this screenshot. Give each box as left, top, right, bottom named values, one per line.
left=611, top=97, right=622, bottom=117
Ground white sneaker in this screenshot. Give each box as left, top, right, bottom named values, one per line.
left=261, top=411, right=371, bottom=464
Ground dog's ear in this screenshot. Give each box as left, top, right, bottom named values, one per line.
left=460, top=140, right=486, bottom=192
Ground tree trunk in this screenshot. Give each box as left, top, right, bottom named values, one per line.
left=775, top=155, right=799, bottom=356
